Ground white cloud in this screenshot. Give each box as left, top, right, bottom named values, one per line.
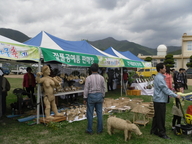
left=0, top=0, right=192, bottom=48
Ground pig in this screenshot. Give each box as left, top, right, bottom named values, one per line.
left=107, top=116, right=142, bottom=141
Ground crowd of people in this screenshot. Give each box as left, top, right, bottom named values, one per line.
left=99, top=68, right=121, bottom=92
left=0, top=63, right=191, bottom=141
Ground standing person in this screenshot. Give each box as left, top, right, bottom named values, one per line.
left=107, top=68, right=114, bottom=91
left=175, top=68, right=185, bottom=92
left=172, top=69, right=178, bottom=87
left=101, top=68, right=108, bottom=92
left=150, top=63, right=180, bottom=139
left=172, top=84, right=184, bottom=131
left=0, top=67, right=11, bottom=115
left=123, top=68, right=128, bottom=87
left=164, top=66, right=173, bottom=90
left=114, top=68, right=121, bottom=84
left=164, top=66, right=173, bottom=103
left=23, top=67, right=36, bottom=104
left=84, top=63, right=105, bottom=135
left=183, top=69, right=188, bottom=90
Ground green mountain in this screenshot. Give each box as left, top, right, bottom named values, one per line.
left=0, top=28, right=30, bottom=42
left=166, top=46, right=181, bottom=55
left=0, top=28, right=181, bottom=56
left=88, top=37, right=181, bottom=56
left=88, top=37, right=156, bottom=55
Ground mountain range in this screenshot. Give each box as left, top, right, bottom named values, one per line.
left=0, top=28, right=181, bottom=56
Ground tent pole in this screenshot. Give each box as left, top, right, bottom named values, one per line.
left=36, top=47, right=42, bottom=124
left=0, top=76, right=2, bottom=117
left=121, top=67, right=123, bottom=96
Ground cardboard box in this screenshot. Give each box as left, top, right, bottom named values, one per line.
left=126, top=90, right=132, bottom=95
left=132, top=90, right=141, bottom=96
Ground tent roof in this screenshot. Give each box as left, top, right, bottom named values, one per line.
left=119, top=51, right=144, bottom=61
left=0, top=35, right=40, bottom=62
left=104, top=47, right=144, bottom=61
left=24, top=31, right=115, bottom=57
left=0, top=35, right=25, bottom=45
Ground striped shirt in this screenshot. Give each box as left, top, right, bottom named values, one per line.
left=84, top=73, right=105, bottom=99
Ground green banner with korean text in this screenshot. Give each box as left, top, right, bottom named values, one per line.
left=41, top=48, right=99, bottom=67
left=41, top=48, right=125, bottom=67
left=0, top=42, right=40, bottom=62
left=123, top=59, right=144, bottom=68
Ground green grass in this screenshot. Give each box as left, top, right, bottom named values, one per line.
left=0, top=78, right=192, bottom=144
left=6, top=78, right=23, bottom=106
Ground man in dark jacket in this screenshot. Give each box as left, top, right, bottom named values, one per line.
left=107, top=68, right=114, bottom=91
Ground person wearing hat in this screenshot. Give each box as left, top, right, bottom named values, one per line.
left=23, top=67, right=36, bottom=104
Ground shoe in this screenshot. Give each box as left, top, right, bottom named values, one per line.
left=159, top=135, right=171, bottom=139
left=85, top=131, right=93, bottom=135
left=150, top=130, right=159, bottom=136
left=97, top=131, right=103, bottom=134
left=171, top=126, right=175, bottom=131
left=150, top=132, right=159, bottom=136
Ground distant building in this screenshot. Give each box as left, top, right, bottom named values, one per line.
left=138, top=33, right=192, bottom=70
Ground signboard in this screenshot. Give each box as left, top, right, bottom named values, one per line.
left=41, top=48, right=99, bottom=67
left=0, top=42, right=40, bottom=62
left=123, top=59, right=144, bottom=68
left=41, top=47, right=145, bottom=68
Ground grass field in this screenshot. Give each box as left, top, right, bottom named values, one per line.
left=0, top=77, right=192, bottom=144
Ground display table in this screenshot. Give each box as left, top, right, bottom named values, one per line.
left=55, top=90, right=84, bottom=103
left=54, top=90, right=84, bottom=96
left=131, top=81, right=154, bottom=96
left=37, top=90, right=84, bottom=104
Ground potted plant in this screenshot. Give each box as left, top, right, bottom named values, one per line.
left=128, top=71, right=136, bottom=89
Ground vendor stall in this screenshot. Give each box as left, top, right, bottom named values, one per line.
left=131, top=79, right=154, bottom=96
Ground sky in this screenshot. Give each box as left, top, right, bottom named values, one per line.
left=0, top=0, right=192, bottom=48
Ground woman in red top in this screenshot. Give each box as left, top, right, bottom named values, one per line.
left=23, top=67, right=36, bottom=103
left=164, top=66, right=173, bottom=103
left=164, top=66, right=173, bottom=90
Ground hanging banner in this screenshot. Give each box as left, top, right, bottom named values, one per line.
left=97, top=56, right=124, bottom=67
left=123, top=59, right=144, bottom=68
left=41, top=48, right=124, bottom=67
left=41, top=48, right=99, bottom=67
left=142, top=62, right=152, bottom=67
left=0, top=42, right=40, bottom=62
